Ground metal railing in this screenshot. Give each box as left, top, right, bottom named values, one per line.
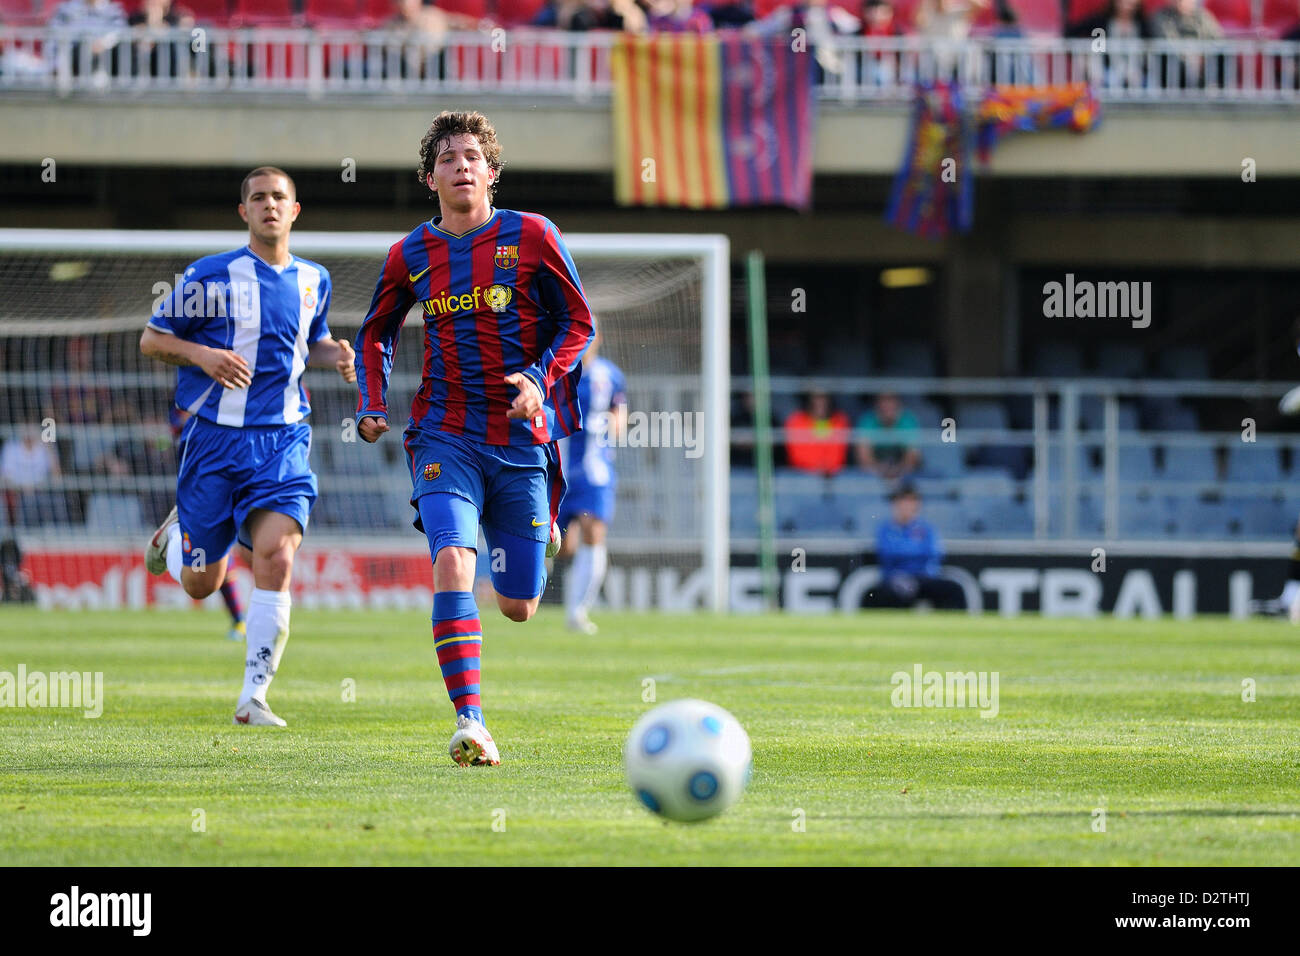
left=728, top=376, right=1300, bottom=549
left=3, top=28, right=1300, bottom=103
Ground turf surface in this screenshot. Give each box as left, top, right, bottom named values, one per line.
left=2, top=608, right=1297, bottom=865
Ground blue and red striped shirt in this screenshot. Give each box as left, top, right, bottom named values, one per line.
left=355, top=208, right=596, bottom=446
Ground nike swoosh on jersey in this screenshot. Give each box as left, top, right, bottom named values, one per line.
left=531, top=518, right=546, bottom=527
left=409, top=266, right=431, bottom=283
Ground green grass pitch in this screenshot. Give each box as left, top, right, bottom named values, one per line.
left=2, top=607, right=1297, bottom=865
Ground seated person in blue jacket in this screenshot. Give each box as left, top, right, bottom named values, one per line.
left=865, top=482, right=966, bottom=609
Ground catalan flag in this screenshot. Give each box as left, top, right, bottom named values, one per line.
left=612, top=34, right=816, bottom=211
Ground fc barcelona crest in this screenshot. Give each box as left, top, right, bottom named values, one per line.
left=423, top=462, right=441, bottom=481
left=494, top=244, right=519, bottom=270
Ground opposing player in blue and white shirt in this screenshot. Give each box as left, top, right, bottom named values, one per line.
left=140, top=166, right=357, bottom=727
left=556, top=329, right=627, bottom=634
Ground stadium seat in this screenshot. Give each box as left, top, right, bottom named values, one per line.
left=1077, top=396, right=1140, bottom=432
left=16, top=492, right=75, bottom=528
left=1095, top=344, right=1146, bottom=379
left=494, top=0, right=548, bottom=26
left=1115, top=445, right=1159, bottom=483
left=1224, top=445, right=1284, bottom=483
left=1230, top=495, right=1291, bottom=537
left=907, top=398, right=945, bottom=429
left=1117, top=494, right=1173, bottom=538
left=1154, top=346, right=1211, bottom=380
left=1205, top=0, right=1253, bottom=29
left=920, top=441, right=966, bottom=479
left=775, top=491, right=855, bottom=535
left=918, top=500, right=970, bottom=538
left=231, top=0, right=298, bottom=27
left=881, top=340, right=938, bottom=378
left=362, top=0, right=398, bottom=26
left=1160, top=445, right=1219, bottom=482
left=0, top=0, right=44, bottom=25
left=1169, top=498, right=1238, bottom=538
left=1140, top=397, right=1199, bottom=432
left=83, top=494, right=145, bottom=534
left=1045, top=443, right=1103, bottom=481
left=1006, top=0, right=1064, bottom=34
left=967, top=496, right=1033, bottom=537
left=1030, top=341, right=1084, bottom=378
left=1263, top=0, right=1300, bottom=33
left=313, top=491, right=404, bottom=530
left=304, top=0, right=364, bottom=28
left=183, top=0, right=234, bottom=26
left=953, top=398, right=1009, bottom=431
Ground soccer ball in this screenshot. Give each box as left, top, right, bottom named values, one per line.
left=624, top=699, right=752, bottom=822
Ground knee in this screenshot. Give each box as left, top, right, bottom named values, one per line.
left=498, top=597, right=538, bottom=623
left=255, top=544, right=295, bottom=583
left=182, top=575, right=216, bottom=600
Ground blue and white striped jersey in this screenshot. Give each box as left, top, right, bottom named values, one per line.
left=148, top=247, right=332, bottom=427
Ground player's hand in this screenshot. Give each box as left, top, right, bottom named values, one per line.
left=504, top=373, right=544, bottom=422
left=334, top=338, right=357, bottom=383
left=358, top=416, right=389, bottom=443
left=199, top=348, right=252, bottom=390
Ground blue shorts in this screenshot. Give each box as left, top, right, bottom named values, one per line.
left=176, top=417, right=316, bottom=561
left=404, top=428, right=564, bottom=600
left=559, top=479, right=615, bottom=529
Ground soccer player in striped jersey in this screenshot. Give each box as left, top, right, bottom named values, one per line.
left=556, top=330, right=627, bottom=634
left=140, top=166, right=357, bottom=727
left=354, top=111, right=596, bottom=767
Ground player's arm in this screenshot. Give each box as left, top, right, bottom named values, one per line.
left=354, top=242, right=416, bottom=442
left=506, top=220, right=596, bottom=421
left=302, top=277, right=356, bottom=383
left=139, top=328, right=251, bottom=390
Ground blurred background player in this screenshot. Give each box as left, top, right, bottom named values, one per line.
left=556, top=328, right=627, bottom=634
left=354, top=110, right=595, bottom=767
left=140, top=166, right=357, bottom=726
left=170, top=404, right=247, bottom=642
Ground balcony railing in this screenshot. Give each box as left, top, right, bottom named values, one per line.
left=2, top=28, right=1300, bottom=103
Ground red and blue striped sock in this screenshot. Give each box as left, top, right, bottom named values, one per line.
left=219, top=574, right=244, bottom=625
left=432, top=590, right=483, bottom=726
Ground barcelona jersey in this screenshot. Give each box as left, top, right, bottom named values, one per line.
left=355, top=208, right=596, bottom=446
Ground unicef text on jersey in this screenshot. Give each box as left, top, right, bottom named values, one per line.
left=151, top=274, right=263, bottom=326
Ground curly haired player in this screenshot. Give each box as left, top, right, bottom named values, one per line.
left=354, top=111, right=596, bottom=766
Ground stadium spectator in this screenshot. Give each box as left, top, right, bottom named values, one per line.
left=646, top=0, right=713, bottom=31
left=783, top=389, right=851, bottom=475
left=1152, top=0, right=1223, bottom=86
left=864, top=483, right=966, bottom=610
left=914, top=0, right=989, bottom=41
left=1066, top=0, right=1152, bottom=90
left=49, top=0, right=129, bottom=82
left=746, top=0, right=853, bottom=76
left=127, top=0, right=195, bottom=78
left=855, top=391, right=921, bottom=479
left=1066, top=0, right=1153, bottom=39
left=1, top=426, right=59, bottom=489
left=1152, top=0, right=1223, bottom=37
left=705, top=0, right=756, bottom=28
left=532, top=0, right=648, bottom=31
left=858, top=0, right=900, bottom=35
left=991, top=1, right=1021, bottom=36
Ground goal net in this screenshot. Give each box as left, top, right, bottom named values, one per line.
left=0, top=229, right=729, bottom=612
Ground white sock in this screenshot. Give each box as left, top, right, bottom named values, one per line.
left=1282, top=580, right=1300, bottom=607
left=165, top=523, right=183, bottom=584
left=567, top=546, right=592, bottom=620
left=581, top=543, right=608, bottom=611
left=242, top=588, right=291, bottom=705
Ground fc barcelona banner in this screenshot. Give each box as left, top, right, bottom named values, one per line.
left=885, top=82, right=973, bottom=239
left=612, top=34, right=816, bottom=211
left=976, top=84, right=1101, bottom=161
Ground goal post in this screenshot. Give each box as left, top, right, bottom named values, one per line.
left=0, top=228, right=730, bottom=612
